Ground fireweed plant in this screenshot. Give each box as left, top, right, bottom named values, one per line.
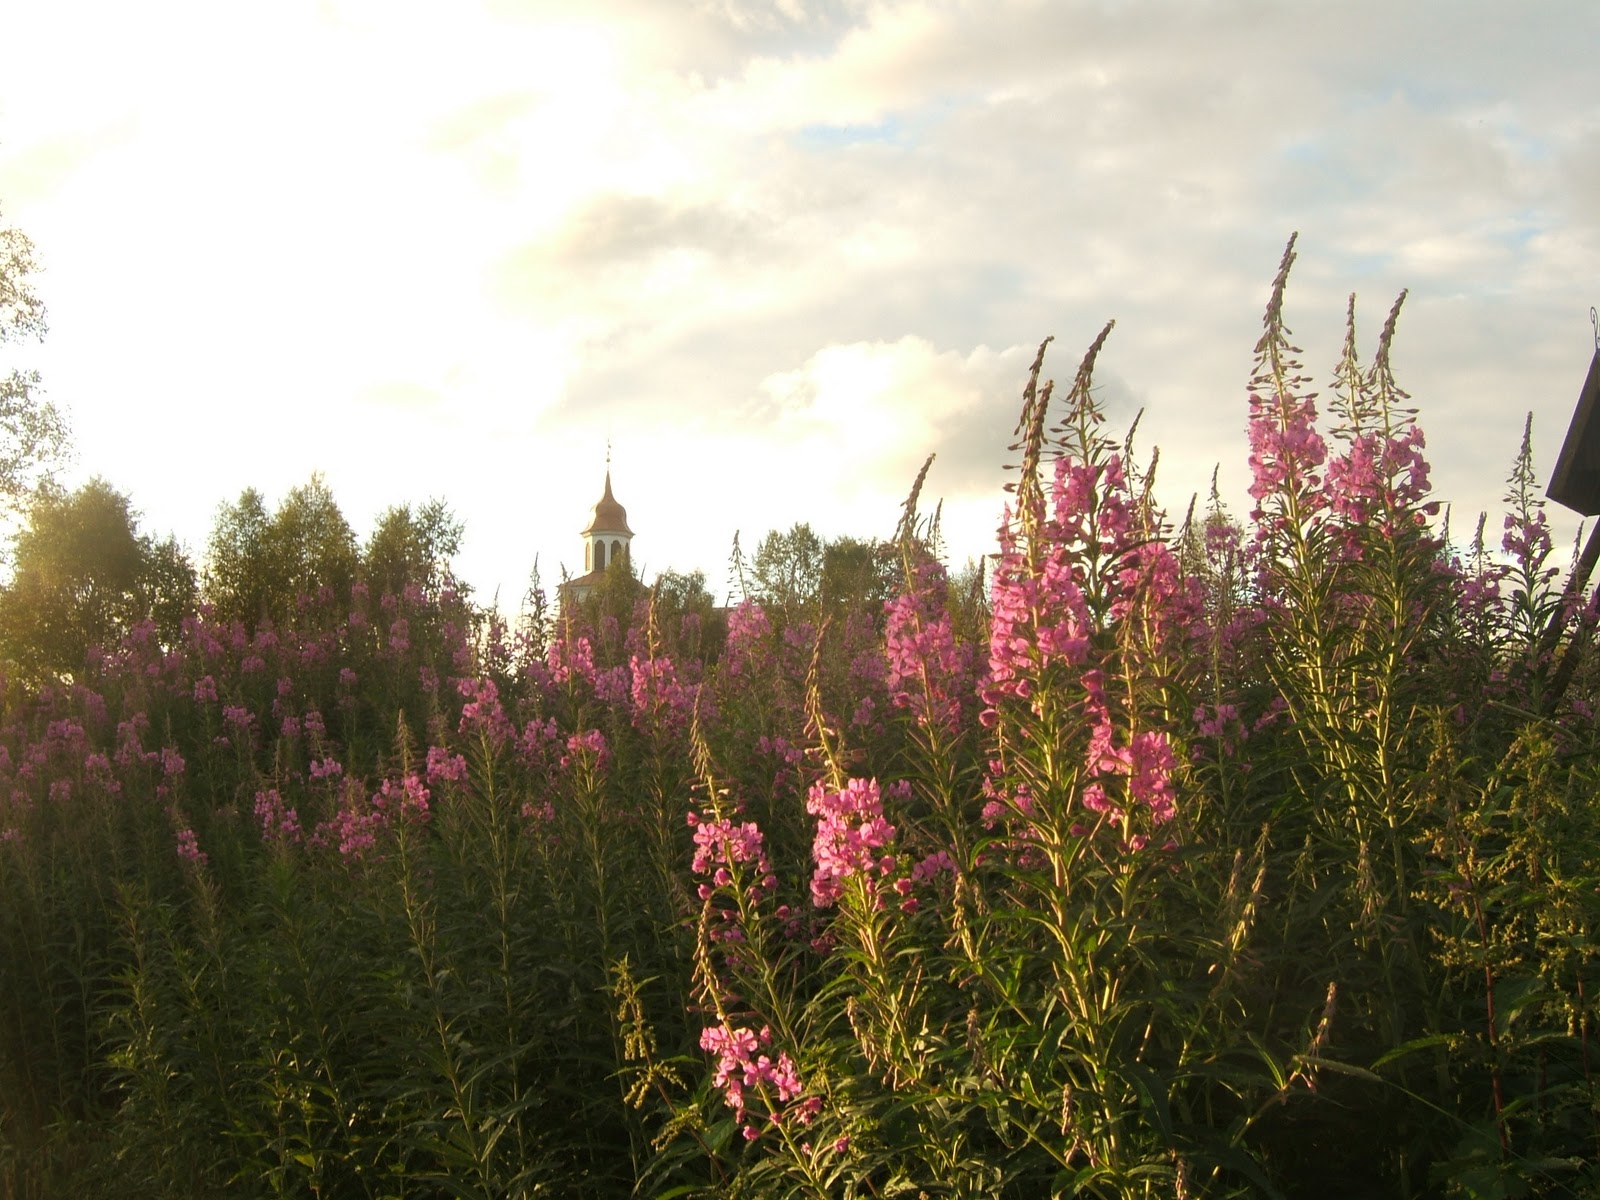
left=2, top=240, right=1598, bottom=1198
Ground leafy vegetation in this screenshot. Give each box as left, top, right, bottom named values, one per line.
left=0, top=206, right=67, bottom=512
left=1, top=239, right=1598, bottom=1198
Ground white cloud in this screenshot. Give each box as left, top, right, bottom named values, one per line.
left=2, top=0, right=1599, bottom=606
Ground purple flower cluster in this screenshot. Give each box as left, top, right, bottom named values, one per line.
left=808, top=777, right=897, bottom=909
left=425, top=745, right=468, bottom=785
left=884, top=561, right=973, bottom=734
left=1324, top=427, right=1434, bottom=530
left=174, top=827, right=207, bottom=866
left=1502, top=508, right=1553, bottom=573
left=1247, top=388, right=1327, bottom=520
left=689, top=811, right=775, bottom=902
left=699, top=1022, right=807, bottom=1140
left=630, top=654, right=696, bottom=739
left=983, top=525, right=1092, bottom=719
left=560, top=728, right=609, bottom=772
left=457, top=677, right=514, bottom=748
left=373, top=773, right=431, bottom=824
left=1081, top=724, right=1178, bottom=842
left=254, top=788, right=302, bottom=843
left=722, top=602, right=773, bottom=680
left=546, top=634, right=596, bottom=686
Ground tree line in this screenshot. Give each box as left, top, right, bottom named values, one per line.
left=0, top=200, right=974, bottom=688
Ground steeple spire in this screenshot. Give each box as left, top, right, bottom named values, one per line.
left=562, top=453, right=637, bottom=604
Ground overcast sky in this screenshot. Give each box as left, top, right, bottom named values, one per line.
left=3, top=0, right=1598, bottom=607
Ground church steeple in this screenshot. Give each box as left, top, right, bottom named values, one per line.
left=578, top=463, right=633, bottom=580
left=583, top=471, right=634, bottom=541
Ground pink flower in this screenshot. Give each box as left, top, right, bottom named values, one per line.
left=560, top=728, right=609, bottom=771
left=722, top=602, right=772, bottom=679
left=911, top=849, right=956, bottom=883
left=692, top=814, right=772, bottom=887
left=457, top=677, right=515, bottom=747
left=222, top=705, right=255, bottom=733
left=374, top=773, right=430, bottom=824
left=255, top=788, right=302, bottom=843
left=1193, top=703, right=1241, bottom=740
left=175, top=827, right=207, bottom=866
left=547, top=635, right=596, bottom=685
left=808, top=778, right=898, bottom=908
left=1502, top=508, right=1552, bottom=568
left=1127, top=730, right=1178, bottom=824
left=630, top=654, right=696, bottom=738
left=425, top=745, right=468, bottom=784
left=310, top=756, right=343, bottom=781
left=884, top=561, right=974, bottom=734
left=699, top=1022, right=805, bottom=1132
left=1247, top=388, right=1327, bottom=517
left=1078, top=724, right=1178, bottom=831
left=1320, top=424, right=1440, bottom=557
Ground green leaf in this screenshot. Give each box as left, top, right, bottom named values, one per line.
left=1123, top=1062, right=1174, bottom=1143
left=1371, top=1033, right=1455, bottom=1070
left=1492, top=974, right=1546, bottom=1037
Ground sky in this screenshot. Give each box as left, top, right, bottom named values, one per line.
left=2, top=0, right=1599, bottom=608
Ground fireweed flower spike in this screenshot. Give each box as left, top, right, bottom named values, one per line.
left=884, top=557, right=977, bottom=737
left=174, top=827, right=207, bottom=866
left=807, top=777, right=898, bottom=909
left=687, top=808, right=777, bottom=955
left=698, top=1021, right=807, bottom=1140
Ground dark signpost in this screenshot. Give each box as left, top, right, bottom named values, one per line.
left=1543, top=311, right=1600, bottom=710
left=1548, top=337, right=1600, bottom=515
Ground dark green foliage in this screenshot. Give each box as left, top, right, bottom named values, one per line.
left=204, top=475, right=360, bottom=630
left=363, top=498, right=465, bottom=600
left=750, top=522, right=824, bottom=621
left=747, top=524, right=900, bottom=628
left=3, top=259, right=1600, bottom=1199
left=0, top=477, right=197, bottom=681
left=0, top=206, right=69, bottom=513
left=202, top=486, right=274, bottom=628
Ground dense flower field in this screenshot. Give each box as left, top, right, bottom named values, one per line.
left=2, top=245, right=1598, bottom=1198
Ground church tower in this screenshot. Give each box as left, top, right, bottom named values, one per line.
left=582, top=470, right=633, bottom=575
left=562, top=465, right=635, bottom=605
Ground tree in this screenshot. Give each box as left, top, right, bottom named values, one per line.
left=820, top=535, right=897, bottom=618
left=267, top=474, right=359, bottom=612
left=564, top=555, right=646, bottom=668
left=0, top=206, right=69, bottom=512
left=751, top=522, right=825, bottom=621
left=749, top=524, right=900, bottom=625
left=0, top=478, right=197, bottom=681
left=203, top=487, right=273, bottom=627
left=203, top=474, right=359, bottom=629
left=363, top=498, right=464, bottom=599
left=648, top=567, right=723, bottom=661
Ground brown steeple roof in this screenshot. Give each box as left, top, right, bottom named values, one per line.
left=582, top=470, right=633, bottom=537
